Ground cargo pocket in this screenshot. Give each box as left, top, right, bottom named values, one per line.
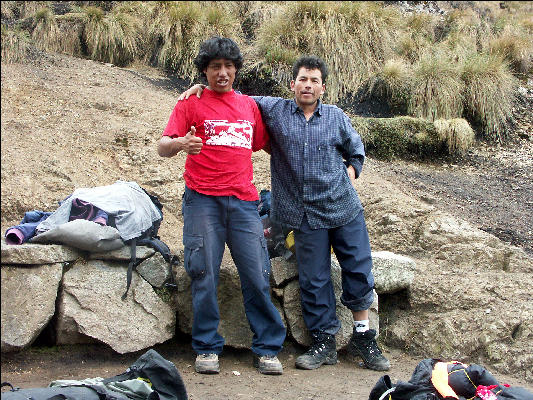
left=183, top=233, right=206, bottom=280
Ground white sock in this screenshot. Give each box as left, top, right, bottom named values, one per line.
left=354, top=319, right=369, bottom=333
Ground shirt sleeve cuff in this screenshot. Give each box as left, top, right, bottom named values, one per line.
left=344, top=156, right=364, bottom=178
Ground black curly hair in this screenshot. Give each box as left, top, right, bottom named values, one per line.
left=292, top=55, right=328, bottom=83
left=194, top=36, right=243, bottom=80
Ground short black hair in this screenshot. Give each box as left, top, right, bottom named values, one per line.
left=292, top=55, right=328, bottom=83
left=194, top=36, right=243, bottom=79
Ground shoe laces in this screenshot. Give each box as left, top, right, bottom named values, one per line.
left=361, top=338, right=383, bottom=359
left=198, top=353, right=217, bottom=360
left=306, top=335, right=330, bottom=355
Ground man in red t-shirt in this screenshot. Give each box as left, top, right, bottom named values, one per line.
left=158, top=37, right=286, bottom=376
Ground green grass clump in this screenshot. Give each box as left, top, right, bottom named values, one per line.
left=461, top=52, right=518, bottom=142
left=353, top=115, right=474, bottom=160
left=352, top=115, right=444, bottom=160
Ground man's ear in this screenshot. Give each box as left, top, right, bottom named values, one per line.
left=320, top=83, right=325, bottom=96
left=290, top=80, right=295, bottom=92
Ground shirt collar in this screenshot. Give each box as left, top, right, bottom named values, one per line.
left=291, top=99, right=323, bottom=116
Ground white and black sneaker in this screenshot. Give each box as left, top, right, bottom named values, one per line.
left=253, top=354, right=283, bottom=375
left=195, top=353, right=220, bottom=374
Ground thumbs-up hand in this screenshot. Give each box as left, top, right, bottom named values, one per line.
left=182, top=125, right=203, bottom=154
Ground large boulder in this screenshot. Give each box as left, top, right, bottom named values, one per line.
left=418, top=212, right=532, bottom=273
left=55, top=259, right=176, bottom=354
left=1, top=263, right=63, bottom=352
left=356, top=174, right=533, bottom=383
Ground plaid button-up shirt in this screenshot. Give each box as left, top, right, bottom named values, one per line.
left=253, top=96, right=365, bottom=229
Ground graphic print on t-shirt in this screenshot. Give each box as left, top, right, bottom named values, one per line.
left=204, top=120, right=253, bottom=149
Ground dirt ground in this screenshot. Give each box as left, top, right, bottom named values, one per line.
left=1, top=51, right=532, bottom=399
left=2, top=338, right=533, bottom=400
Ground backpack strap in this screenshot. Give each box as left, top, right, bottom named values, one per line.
left=137, top=237, right=180, bottom=290
left=122, top=238, right=140, bottom=301
left=1, top=382, right=18, bottom=391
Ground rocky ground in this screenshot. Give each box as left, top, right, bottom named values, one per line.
left=1, top=51, right=532, bottom=399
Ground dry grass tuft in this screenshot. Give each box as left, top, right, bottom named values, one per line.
left=365, top=58, right=410, bottom=113
left=31, top=7, right=61, bottom=52
left=408, top=52, right=464, bottom=121
left=55, top=12, right=84, bottom=57
left=1, top=24, right=31, bottom=63
left=82, top=6, right=141, bottom=66
left=145, top=1, right=244, bottom=80
left=1, top=1, right=49, bottom=20
left=434, top=118, right=475, bottom=153
left=489, top=26, right=533, bottom=74
left=255, top=1, right=403, bottom=102
left=461, top=52, right=518, bottom=142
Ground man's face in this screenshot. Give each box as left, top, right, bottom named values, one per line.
left=290, top=67, right=325, bottom=107
left=203, top=58, right=236, bottom=93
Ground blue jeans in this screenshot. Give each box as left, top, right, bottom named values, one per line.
left=181, top=186, right=286, bottom=356
left=294, top=211, right=375, bottom=335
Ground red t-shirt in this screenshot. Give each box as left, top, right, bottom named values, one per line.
left=162, top=89, right=268, bottom=201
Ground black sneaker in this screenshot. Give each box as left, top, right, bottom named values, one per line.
left=253, top=354, right=283, bottom=375
left=348, top=329, right=390, bottom=371
left=295, top=332, right=337, bottom=370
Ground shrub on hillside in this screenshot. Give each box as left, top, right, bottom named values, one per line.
left=461, top=52, right=518, bottom=142
left=145, top=2, right=244, bottom=80
left=31, top=7, right=61, bottom=53
left=407, top=53, right=464, bottom=121
left=254, top=1, right=402, bottom=103
left=82, top=6, right=141, bottom=67
left=1, top=25, right=31, bottom=63
left=353, top=116, right=448, bottom=160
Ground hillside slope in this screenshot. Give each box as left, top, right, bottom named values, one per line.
left=1, top=52, right=532, bottom=394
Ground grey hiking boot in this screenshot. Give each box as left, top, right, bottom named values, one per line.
left=195, top=353, right=220, bottom=374
left=295, top=332, right=337, bottom=370
left=253, top=354, right=283, bottom=375
left=348, top=329, right=390, bottom=371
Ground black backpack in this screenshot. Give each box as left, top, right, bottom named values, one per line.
left=122, top=189, right=179, bottom=300
left=1, top=349, right=188, bottom=400
left=103, top=349, right=188, bottom=400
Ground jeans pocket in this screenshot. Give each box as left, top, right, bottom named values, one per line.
left=183, top=233, right=206, bottom=279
